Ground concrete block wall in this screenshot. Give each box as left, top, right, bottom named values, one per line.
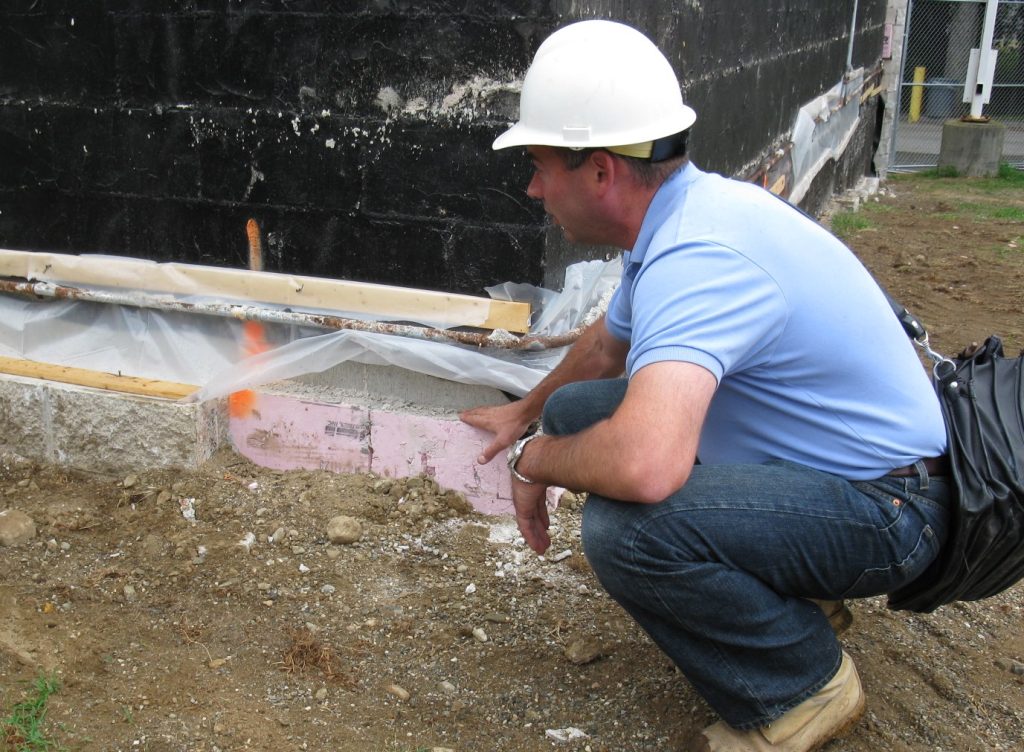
left=1, top=0, right=888, bottom=294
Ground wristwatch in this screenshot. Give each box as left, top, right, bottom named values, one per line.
left=506, top=431, right=542, bottom=484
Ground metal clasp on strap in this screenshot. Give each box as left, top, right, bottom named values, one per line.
left=913, top=333, right=956, bottom=382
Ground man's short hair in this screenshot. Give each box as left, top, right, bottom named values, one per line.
left=559, top=148, right=688, bottom=187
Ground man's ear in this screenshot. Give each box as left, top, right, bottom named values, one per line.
left=588, top=149, right=618, bottom=194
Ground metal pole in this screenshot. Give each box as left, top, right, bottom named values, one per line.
left=887, top=0, right=917, bottom=172
left=969, top=0, right=1001, bottom=119
left=846, top=0, right=860, bottom=72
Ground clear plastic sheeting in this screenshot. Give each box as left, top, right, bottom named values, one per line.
left=789, top=68, right=865, bottom=206
left=0, top=295, right=254, bottom=385
left=188, top=257, right=622, bottom=403
left=0, top=256, right=621, bottom=401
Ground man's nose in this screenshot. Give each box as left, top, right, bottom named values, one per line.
left=526, top=173, right=542, bottom=199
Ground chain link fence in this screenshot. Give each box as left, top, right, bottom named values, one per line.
left=889, top=0, right=1024, bottom=172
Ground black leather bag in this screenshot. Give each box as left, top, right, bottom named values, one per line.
left=886, top=319, right=1024, bottom=612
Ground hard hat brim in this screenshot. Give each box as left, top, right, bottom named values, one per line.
left=492, top=105, right=697, bottom=152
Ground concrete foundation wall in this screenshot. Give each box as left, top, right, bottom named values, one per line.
left=1, top=1, right=887, bottom=293
left=0, top=375, right=227, bottom=473
left=0, top=368, right=527, bottom=514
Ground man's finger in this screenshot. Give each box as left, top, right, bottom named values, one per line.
left=477, top=438, right=504, bottom=465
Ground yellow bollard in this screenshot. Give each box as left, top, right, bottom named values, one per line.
left=909, top=66, right=925, bottom=123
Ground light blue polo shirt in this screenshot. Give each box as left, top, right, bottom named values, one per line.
left=605, top=162, right=946, bottom=480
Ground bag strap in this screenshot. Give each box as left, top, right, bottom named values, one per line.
left=877, top=286, right=957, bottom=379
left=881, top=290, right=928, bottom=341
left=765, top=188, right=952, bottom=369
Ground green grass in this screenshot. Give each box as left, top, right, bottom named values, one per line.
left=943, top=202, right=1024, bottom=221
left=994, top=236, right=1023, bottom=259
left=1, top=674, right=64, bottom=752
left=898, top=163, right=1024, bottom=193
left=901, top=161, right=1019, bottom=185
left=829, top=211, right=872, bottom=239
left=918, top=165, right=961, bottom=178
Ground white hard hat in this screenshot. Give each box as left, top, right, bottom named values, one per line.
left=493, top=20, right=696, bottom=159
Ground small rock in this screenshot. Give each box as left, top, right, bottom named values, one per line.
left=123, top=474, right=138, bottom=488
left=0, top=509, right=36, bottom=546
left=439, top=680, right=457, bottom=695
left=320, top=584, right=336, bottom=595
left=327, top=515, right=362, bottom=544
left=269, top=527, right=286, bottom=544
left=564, top=637, right=606, bottom=665
left=315, top=688, right=328, bottom=701
left=123, top=585, right=137, bottom=602
left=140, top=534, right=167, bottom=557
left=546, top=727, right=588, bottom=742
left=385, top=684, right=410, bottom=702
left=472, top=627, right=488, bottom=643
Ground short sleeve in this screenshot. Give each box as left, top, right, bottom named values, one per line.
left=626, top=241, right=789, bottom=380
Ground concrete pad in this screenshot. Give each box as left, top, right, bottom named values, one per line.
left=938, top=119, right=1006, bottom=177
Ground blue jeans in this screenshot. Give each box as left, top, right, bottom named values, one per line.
left=542, top=379, right=951, bottom=729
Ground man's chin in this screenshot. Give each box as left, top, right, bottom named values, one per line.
left=552, top=222, right=576, bottom=243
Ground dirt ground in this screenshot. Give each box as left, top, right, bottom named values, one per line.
left=2, top=171, right=1023, bottom=752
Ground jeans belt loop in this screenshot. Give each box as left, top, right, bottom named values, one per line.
left=914, top=459, right=930, bottom=491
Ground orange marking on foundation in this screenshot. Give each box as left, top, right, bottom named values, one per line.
left=229, top=389, right=258, bottom=418
left=230, top=219, right=271, bottom=419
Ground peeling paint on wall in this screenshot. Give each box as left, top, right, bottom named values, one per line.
left=0, top=1, right=886, bottom=293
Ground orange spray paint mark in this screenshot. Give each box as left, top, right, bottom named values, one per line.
left=230, top=220, right=270, bottom=419
left=229, top=388, right=258, bottom=418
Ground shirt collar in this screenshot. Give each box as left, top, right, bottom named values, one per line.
left=628, top=161, right=703, bottom=265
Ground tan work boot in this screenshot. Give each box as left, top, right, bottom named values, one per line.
left=688, top=652, right=865, bottom=752
left=808, top=599, right=853, bottom=635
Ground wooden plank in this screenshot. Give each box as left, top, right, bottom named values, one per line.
left=0, top=250, right=532, bottom=333
left=0, top=356, right=198, bottom=400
